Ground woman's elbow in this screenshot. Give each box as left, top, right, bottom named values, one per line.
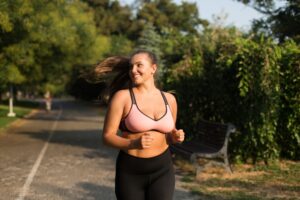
left=102, top=132, right=116, bottom=147
left=102, top=132, right=110, bottom=146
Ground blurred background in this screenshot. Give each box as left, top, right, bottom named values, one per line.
left=0, top=0, right=299, bottom=163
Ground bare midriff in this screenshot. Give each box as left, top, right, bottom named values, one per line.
left=122, top=131, right=169, bottom=158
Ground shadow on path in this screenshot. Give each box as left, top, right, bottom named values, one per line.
left=17, top=129, right=117, bottom=167
left=30, top=181, right=115, bottom=200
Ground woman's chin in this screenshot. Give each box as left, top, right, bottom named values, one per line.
left=132, top=79, right=142, bottom=85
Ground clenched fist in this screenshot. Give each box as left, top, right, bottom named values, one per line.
left=170, top=128, right=185, bottom=143
left=138, top=132, right=154, bottom=149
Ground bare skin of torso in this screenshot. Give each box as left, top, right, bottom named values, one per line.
left=122, top=131, right=169, bottom=158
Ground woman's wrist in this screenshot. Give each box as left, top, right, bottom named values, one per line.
left=167, top=132, right=175, bottom=145
left=128, top=138, right=139, bottom=149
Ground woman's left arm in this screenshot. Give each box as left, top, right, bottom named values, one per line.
left=165, top=92, right=185, bottom=144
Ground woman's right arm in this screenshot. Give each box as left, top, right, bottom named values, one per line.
left=102, top=90, right=138, bottom=150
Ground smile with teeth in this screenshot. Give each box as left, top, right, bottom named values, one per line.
left=133, top=74, right=141, bottom=79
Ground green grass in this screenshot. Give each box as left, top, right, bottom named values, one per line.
left=0, top=100, right=39, bottom=129
left=174, top=158, right=300, bottom=200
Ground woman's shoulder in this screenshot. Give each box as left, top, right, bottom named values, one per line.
left=114, top=88, right=130, bottom=95
left=161, top=90, right=177, bottom=104
left=110, top=89, right=131, bottom=103
left=112, top=89, right=130, bottom=98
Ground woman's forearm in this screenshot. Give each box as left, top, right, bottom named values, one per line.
left=166, top=132, right=175, bottom=145
left=103, top=133, right=138, bottom=150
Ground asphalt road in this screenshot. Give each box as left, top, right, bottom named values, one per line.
left=0, top=99, right=197, bottom=200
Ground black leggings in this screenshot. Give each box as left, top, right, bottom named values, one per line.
left=115, top=148, right=175, bottom=200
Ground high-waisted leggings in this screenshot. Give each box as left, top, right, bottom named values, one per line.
left=115, top=148, right=175, bottom=200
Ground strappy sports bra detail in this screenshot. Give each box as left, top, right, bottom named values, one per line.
left=119, top=88, right=175, bottom=134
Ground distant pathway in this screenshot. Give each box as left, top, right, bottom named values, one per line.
left=0, top=99, right=197, bottom=200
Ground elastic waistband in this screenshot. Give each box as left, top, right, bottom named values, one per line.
left=119, top=147, right=170, bottom=160
left=116, top=148, right=172, bottom=174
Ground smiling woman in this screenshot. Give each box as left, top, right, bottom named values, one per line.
left=94, top=50, right=185, bottom=200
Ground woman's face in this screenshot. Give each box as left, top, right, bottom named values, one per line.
left=130, top=53, right=157, bottom=85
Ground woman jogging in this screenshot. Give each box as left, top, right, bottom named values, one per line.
left=98, top=50, right=185, bottom=200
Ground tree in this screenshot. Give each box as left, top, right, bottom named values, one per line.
left=135, top=0, right=207, bottom=35
left=82, top=0, right=133, bottom=36
left=136, top=23, right=162, bottom=58
left=237, top=0, right=300, bottom=43
left=0, top=0, right=106, bottom=96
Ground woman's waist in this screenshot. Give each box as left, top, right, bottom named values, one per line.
left=121, top=131, right=169, bottom=158
left=117, top=147, right=173, bottom=174
left=124, top=144, right=169, bottom=158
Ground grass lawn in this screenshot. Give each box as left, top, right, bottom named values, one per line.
left=174, top=157, right=300, bottom=200
left=0, top=100, right=40, bottom=129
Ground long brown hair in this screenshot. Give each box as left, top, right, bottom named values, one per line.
left=93, top=50, right=158, bottom=102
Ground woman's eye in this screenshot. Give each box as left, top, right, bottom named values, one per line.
left=137, top=64, right=143, bottom=67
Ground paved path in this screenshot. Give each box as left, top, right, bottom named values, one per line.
left=0, top=100, right=197, bottom=200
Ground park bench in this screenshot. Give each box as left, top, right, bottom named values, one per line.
left=170, top=120, right=236, bottom=178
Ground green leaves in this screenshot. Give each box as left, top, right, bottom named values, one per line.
left=239, top=0, right=300, bottom=43
left=0, top=0, right=106, bottom=95
left=6, top=64, right=25, bottom=84
left=165, top=26, right=299, bottom=163
left=0, top=12, right=13, bottom=32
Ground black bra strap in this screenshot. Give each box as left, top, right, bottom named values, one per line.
left=129, top=88, right=137, bottom=104
left=131, top=88, right=168, bottom=105
left=160, top=91, right=168, bottom=105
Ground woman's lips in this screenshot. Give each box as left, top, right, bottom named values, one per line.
left=132, top=74, right=141, bottom=79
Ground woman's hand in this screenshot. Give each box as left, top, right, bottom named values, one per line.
left=131, top=132, right=154, bottom=149
left=140, top=132, right=154, bottom=148
left=170, top=128, right=185, bottom=144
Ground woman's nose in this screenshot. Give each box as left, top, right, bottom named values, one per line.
left=131, top=65, right=137, bottom=73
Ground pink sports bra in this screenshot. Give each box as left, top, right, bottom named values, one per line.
left=119, top=88, right=175, bottom=133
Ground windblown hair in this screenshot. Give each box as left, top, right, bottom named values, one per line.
left=92, top=49, right=158, bottom=103
left=93, top=56, right=131, bottom=102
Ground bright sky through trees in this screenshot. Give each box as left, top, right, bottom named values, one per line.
left=120, top=0, right=264, bottom=29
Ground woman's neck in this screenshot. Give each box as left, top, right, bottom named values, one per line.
left=134, top=80, right=157, bottom=94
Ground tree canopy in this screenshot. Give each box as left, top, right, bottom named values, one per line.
left=0, top=0, right=108, bottom=95
left=238, top=0, right=300, bottom=42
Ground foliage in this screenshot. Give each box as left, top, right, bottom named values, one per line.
left=218, top=36, right=282, bottom=163
left=108, top=35, right=133, bottom=56
left=276, top=41, right=300, bottom=159
left=84, top=0, right=208, bottom=39
left=82, top=0, right=133, bottom=36
left=135, top=0, right=207, bottom=35
left=0, top=0, right=107, bottom=95
left=165, top=26, right=299, bottom=163
left=238, top=0, right=300, bottom=43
